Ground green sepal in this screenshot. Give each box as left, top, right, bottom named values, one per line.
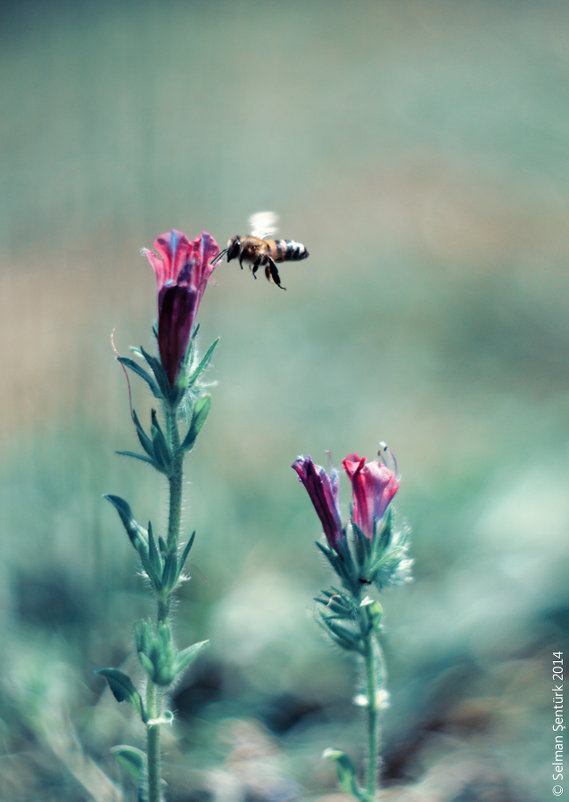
left=315, top=540, right=340, bottom=571
left=150, top=409, right=172, bottom=473
left=180, top=395, right=212, bottom=452
left=316, top=539, right=357, bottom=591
left=178, top=531, right=196, bottom=575
left=366, top=544, right=403, bottom=585
left=111, top=745, right=146, bottom=784
left=117, top=357, right=162, bottom=399
left=96, top=668, right=145, bottom=720
left=104, top=495, right=146, bottom=552
left=173, top=639, right=209, bottom=678
left=352, top=521, right=370, bottom=568
left=376, top=507, right=393, bottom=553
left=323, top=748, right=363, bottom=799
left=187, top=338, right=220, bottom=388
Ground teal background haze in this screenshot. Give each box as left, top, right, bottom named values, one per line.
left=1, top=2, right=568, bottom=800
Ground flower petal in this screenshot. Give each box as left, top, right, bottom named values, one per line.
left=293, top=455, right=344, bottom=553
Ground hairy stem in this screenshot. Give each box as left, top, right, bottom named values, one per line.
left=363, top=634, right=379, bottom=801
left=145, top=402, right=184, bottom=801
left=166, top=405, right=183, bottom=555
left=146, top=681, right=161, bottom=802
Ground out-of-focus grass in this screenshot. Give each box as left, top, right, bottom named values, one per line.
left=1, top=1, right=568, bottom=800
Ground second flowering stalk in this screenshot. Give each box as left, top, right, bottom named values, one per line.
left=293, top=446, right=412, bottom=802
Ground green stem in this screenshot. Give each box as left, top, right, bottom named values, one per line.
left=145, top=402, right=184, bottom=801
left=166, top=405, right=183, bottom=555
left=363, top=634, right=379, bottom=801
left=146, top=680, right=161, bottom=802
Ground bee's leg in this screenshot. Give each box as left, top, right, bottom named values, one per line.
left=251, top=257, right=263, bottom=279
left=265, top=257, right=286, bottom=290
left=239, top=256, right=245, bottom=270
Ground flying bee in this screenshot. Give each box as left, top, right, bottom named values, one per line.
left=212, top=211, right=309, bottom=290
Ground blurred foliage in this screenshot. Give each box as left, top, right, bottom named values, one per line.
left=1, top=1, right=568, bottom=800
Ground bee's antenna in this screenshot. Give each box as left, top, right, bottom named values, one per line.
left=210, top=248, right=228, bottom=266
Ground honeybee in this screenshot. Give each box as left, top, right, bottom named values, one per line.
left=212, top=211, right=309, bottom=290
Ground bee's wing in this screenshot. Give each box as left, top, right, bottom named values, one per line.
left=248, top=210, right=279, bottom=239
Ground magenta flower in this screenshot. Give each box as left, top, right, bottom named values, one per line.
left=143, top=229, right=219, bottom=387
left=292, top=455, right=345, bottom=553
left=342, top=449, right=399, bottom=539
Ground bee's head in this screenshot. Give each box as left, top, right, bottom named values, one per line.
left=226, top=236, right=241, bottom=262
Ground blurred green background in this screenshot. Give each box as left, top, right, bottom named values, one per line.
left=1, top=1, right=568, bottom=800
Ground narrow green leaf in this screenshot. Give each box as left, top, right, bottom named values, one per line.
left=161, top=552, right=178, bottom=593
left=323, top=749, right=363, bottom=798
left=96, top=669, right=144, bottom=719
left=131, top=409, right=155, bottom=458
left=173, top=639, right=209, bottom=677
left=147, top=521, right=162, bottom=577
left=111, top=745, right=146, bottom=784
left=180, top=395, right=211, bottom=452
left=376, top=510, right=392, bottom=553
left=150, top=409, right=172, bottom=472
left=315, top=540, right=340, bottom=572
left=353, top=521, right=368, bottom=567
left=316, top=617, right=354, bottom=652
left=140, top=346, right=172, bottom=400
left=104, top=495, right=147, bottom=552
left=188, top=338, right=220, bottom=386
left=178, top=531, right=196, bottom=574
left=137, top=545, right=161, bottom=590
left=115, top=450, right=156, bottom=467
left=324, top=618, right=361, bottom=651
left=117, top=357, right=161, bottom=399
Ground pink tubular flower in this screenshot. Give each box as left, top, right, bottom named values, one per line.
left=342, top=449, right=399, bottom=539
left=143, top=229, right=219, bottom=387
left=292, top=455, right=345, bottom=553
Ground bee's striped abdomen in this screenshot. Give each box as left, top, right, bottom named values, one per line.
left=269, top=239, right=309, bottom=263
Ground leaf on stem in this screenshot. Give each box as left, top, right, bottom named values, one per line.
left=178, top=531, right=196, bottom=575
left=323, top=748, right=363, bottom=799
left=96, top=668, right=145, bottom=720
left=147, top=521, right=163, bottom=578
left=115, top=450, right=156, bottom=466
left=188, top=338, right=220, bottom=387
left=104, top=495, right=147, bottom=552
left=174, top=639, right=209, bottom=677
left=150, top=409, right=172, bottom=473
left=111, top=744, right=146, bottom=783
left=161, top=552, right=179, bottom=594
left=180, top=395, right=212, bottom=453
left=139, top=346, right=172, bottom=401
left=117, top=357, right=161, bottom=399
left=319, top=616, right=361, bottom=652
